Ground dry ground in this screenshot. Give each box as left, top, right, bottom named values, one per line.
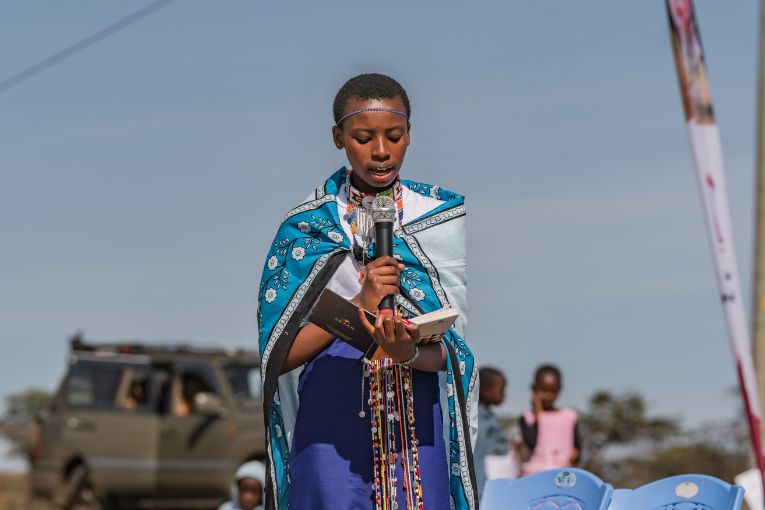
left=0, top=473, right=27, bottom=510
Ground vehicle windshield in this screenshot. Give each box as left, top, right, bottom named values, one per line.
left=223, top=363, right=261, bottom=411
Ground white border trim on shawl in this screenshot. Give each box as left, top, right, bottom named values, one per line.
left=261, top=246, right=344, bottom=375
left=403, top=204, right=466, bottom=236
left=396, top=227, right=449, bottom=308
left=396, top=214, right=477, bottom=509
left=282, top=193, right=335, bottom=223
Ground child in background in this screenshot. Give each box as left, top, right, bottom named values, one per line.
left=475, top=367, right=510, bottom=495
left=219, top=461, right=266, bottom=510
left=519, top=364, right=581, bottom=475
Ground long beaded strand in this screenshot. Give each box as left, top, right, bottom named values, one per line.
left=369, top=358, right=424, bottom=510
left=394, top=367, right=414, bottom=510
left=402, top=366, right=424, bottom=509
left=370, top=362, right=385, bottom=509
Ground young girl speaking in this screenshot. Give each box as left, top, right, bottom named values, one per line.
left=257, top=74, right=478, bottom=510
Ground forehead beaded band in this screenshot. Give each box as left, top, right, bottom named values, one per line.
left=337, top=107, right=409, bottom=126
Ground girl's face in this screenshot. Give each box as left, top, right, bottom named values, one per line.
left=533, top=373, right=561, bottom=411
left=332, top=96, right=410, bottom=193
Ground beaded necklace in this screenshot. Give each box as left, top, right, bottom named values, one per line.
left=343, top=171, right=423, bottom=509
left=344, top=170, right=404, bottom=273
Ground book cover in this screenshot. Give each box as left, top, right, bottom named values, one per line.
left=308, top=288, right=460, bottom=357
left=308, top=289, right=377, bottom=357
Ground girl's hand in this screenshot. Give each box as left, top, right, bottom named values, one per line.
left=359, top=310, right=421, bottom=363
left=532, top=392, right=544, bottom=415
left=353, top=256, right=403, bottom=311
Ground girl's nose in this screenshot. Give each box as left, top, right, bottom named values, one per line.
left=372, top=138, right=389, bottom=160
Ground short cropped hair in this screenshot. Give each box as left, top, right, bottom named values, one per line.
left=333, top=73, right=411, bottom=126
left=479, top=366, right=506, bottom=390
left=534, top=364, right=562, bottom=386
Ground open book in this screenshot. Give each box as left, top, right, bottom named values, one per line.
left=308, top=288, right=460, bottom=358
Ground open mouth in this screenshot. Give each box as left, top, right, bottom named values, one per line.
left=368, top=166, right=396, bottom=180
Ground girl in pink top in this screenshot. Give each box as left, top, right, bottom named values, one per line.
left=519, top=364, right=581, bottom=475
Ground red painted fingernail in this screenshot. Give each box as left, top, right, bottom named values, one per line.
left=404, top=319, right=412, bottom=324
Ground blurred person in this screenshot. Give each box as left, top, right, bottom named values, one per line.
left=173, top=373, right=210, bottom=416
left=122, top=380, right=148, bottom=410
left=257, top=73, right=477, bottom=510
left=519, top=364, right=581, bottom=475
left=474, top=367, right=512, bottom=495
left=219, top=461, right=266, bottom=510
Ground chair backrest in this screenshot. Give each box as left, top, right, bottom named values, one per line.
left=607, top=489, right=631, bottom=510
left=608, top=474, right=744, bottom=510
left=481, top=468, right=614, bottom=510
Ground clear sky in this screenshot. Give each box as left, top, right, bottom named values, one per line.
left=0, top=1, right=760, bottom=470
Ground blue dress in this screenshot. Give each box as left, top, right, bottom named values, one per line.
left=289, top=339, right=450, bottom=509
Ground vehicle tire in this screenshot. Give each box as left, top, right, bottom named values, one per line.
left=28, top=495, right=55, bottom=510
left=59, top=464, right=107, bottom=510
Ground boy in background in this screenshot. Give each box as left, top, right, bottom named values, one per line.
left=475, top=366, right=510, bottom=495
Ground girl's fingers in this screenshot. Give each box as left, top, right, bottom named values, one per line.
left=403, top=321, right=419, bottom=334
left=367, top=265, right=400, bottom=276
left=381, top=315, right=395, bottom=338
left=393, top=316, right=407, bottom=339
left=375, top=312, right=385, bottom=330
left=403, top=321, right=420, bottom=342
left=380, top=284, right=400, bottom=296
left=358, top=309, right=376, bottom=335
left=369, top=275, right=400, bottom=286
left=367, top=256, right=399, bottom=269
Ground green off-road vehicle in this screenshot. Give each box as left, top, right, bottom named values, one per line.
left=29, top=338, right=265, bottom=509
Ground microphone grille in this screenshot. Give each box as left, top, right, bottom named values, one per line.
left=371, top=195, right=396, bottom=223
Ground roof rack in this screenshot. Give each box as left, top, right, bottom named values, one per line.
left=68, top=333, right=258, bottom=359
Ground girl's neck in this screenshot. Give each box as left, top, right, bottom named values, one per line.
left=349, top=172, right=394, bottom=194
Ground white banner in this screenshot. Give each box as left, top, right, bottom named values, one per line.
left=667, top=0, right=765, bottom=489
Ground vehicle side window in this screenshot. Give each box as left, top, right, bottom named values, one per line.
left=223, top=363, right=262, bottom=411
left=65, top=361, right=154, bottom=412
left=65, top=362, right=123, bottom=410
left=118, top=366, right=153, bottom=412
left=171, top=363, right=222, bottom=417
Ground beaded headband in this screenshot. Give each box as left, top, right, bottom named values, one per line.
left=336, top=107, right=409, bottom=126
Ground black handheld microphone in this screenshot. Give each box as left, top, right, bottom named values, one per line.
left=371, top=195, right=397, bottom=314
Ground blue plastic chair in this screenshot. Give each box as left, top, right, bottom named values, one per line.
left=481, top=468, right=614, bottom=510
left=608, top=474, right=744, bottom=510
left=607, top=489, right=631, bottom=510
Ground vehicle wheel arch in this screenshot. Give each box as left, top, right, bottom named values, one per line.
left=63, top=455, right=88, bottom=482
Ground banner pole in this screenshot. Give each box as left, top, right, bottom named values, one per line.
left=754, top=0, right=765, bottom=457
left=665, top=0, right=765, bottom=491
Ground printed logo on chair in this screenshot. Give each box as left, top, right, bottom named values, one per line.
left=555, top=471, right=577, bottom=489
left=675, top=482, right=699, bottom=499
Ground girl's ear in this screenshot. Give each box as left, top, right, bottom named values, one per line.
left=332, top=125, right=344, bottom=149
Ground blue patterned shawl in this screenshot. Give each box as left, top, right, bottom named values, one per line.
left=258, top=168, right=478, bottom=509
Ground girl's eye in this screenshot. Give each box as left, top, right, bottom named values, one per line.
left=388, top=136, right=401, bottom=143
left=354, top=138, right=371, bottom=144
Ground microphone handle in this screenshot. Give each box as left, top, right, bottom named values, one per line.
left=374, top=221, right=396, bottom=313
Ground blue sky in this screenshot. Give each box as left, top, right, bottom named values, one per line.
left=0, top=1, right=760, bottom=469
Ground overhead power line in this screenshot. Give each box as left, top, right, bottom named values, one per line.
left=0, top=0, right=176, bottom=94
